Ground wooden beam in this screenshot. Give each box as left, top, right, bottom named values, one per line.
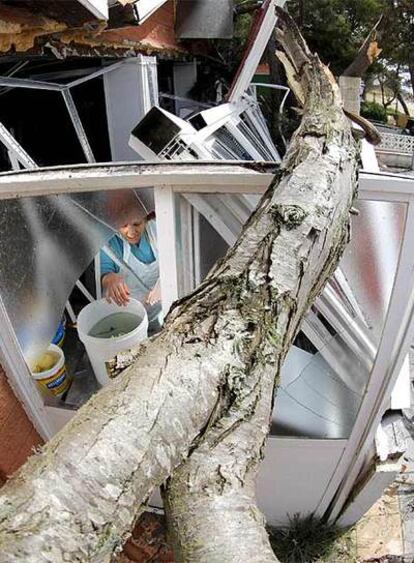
left=0, top=162, right=276, bottom=200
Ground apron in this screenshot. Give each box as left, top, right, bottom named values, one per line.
left=119, top=222, right=161, bottom=326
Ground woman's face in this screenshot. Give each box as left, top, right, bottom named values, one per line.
left=119, top=219, right=146, bottom=245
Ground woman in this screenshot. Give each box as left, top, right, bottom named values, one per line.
left=100, top=212, right=162, bottom=332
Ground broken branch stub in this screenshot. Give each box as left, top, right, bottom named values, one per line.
left=0, top=10, right=359, bottom=563
left=342, top=14, right=385, bottom=78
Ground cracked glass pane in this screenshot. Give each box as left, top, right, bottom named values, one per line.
left=0, top=189, right=146, bottom=363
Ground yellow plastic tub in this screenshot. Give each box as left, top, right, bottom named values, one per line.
left=30, top=344, right=71, bottom=398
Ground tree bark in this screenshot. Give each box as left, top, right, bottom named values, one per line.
left=0, top=10, right=359, bottom=563
left=164, top=10, right=359, bottom=562
left=409, top=65, right=414, bottom=100
left=397, top=92, right=410, bottom=116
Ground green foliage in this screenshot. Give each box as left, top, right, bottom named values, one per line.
left=285, top=0, right=414, bottom=97
left=286, top=0, right=388, bottom=75
left=191, top=3, right=255, bottom=101
left=211, top=1, right=255, bottom=76
left=381, top=1, right=414, bottom=71
left=268, top=514, right=357, bottom=563
left=360, top=100, right=388, bottom=122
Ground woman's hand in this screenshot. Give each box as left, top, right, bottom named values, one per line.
left=102, top=273, right=130, bottom=306
left=146, top=279, right=161, bottom=306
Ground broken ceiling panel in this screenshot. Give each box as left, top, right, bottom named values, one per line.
left=176, top=0, right=234, bottom=39
left=76, top=0, right=109, bottom=20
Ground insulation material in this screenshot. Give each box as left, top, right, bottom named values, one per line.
left=0, top=0, right=185, bottom=57
left=0, top=5, right=67, bottom=52
left=0, top=190, right=146, bottom=363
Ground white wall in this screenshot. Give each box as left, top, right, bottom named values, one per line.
left=257, top=437, right=347, bottom=526
left=104, top=57, right=158, bottom=209
left=104, top=59, right=150, bottom=162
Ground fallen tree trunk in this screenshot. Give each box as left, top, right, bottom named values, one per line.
left=0, top=11, right=358, bottom=563
left=164, top=10, right=358, bottom=562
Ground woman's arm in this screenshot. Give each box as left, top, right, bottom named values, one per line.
left=102, top=273, right=130, bottom=306
left=145, top=278, right=161, bottom=306
left=100, top=246, right=119, bottom=277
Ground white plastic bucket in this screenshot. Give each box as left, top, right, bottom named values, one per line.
left=30, top=344, right=71, bottom=398
left=77, top=298, right=148, bottom=386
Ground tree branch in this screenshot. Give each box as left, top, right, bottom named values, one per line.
left=342, top=15, right=385, bottom=77
left=397, top=92, right=410, bottom=116
left=235, top=1, right=263, bottom=16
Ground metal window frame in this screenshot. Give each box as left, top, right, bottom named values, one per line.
left=0, top=295, right=55, bottom=438
left=0, top=122, right=37, bottom=170
left=250, top=83, right=291, bottom=146
left=321, top=193, right=414, bottom=522
left=0, top=59, right=134, bottom=303
left=0, top=61, right=127, bottom=168
left=177, top=195, right=197, bottom=295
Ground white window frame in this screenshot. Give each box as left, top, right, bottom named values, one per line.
left=0, top=162, right=413, bottom=525
left=77, top=0, right=109, bottom=20
left=135, top=0, right=169, bottom=24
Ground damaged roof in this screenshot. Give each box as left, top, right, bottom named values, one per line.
left=0, top=0, right=187, bottom=59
